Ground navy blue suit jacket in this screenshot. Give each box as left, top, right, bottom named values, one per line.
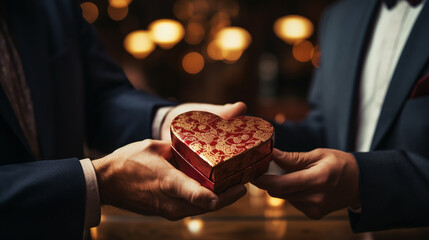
left=274, top=0, right=429, bottom=232
left=0, top=0, right=173, bottom=239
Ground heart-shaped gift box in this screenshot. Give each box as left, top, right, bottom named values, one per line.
left=170, top=111, right=274, bottom=193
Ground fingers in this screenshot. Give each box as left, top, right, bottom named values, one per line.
left=221, top=102, right=247, bottom=119
left=251, top=168, right=320, bottom=196
left=159, top=198, right=209, bottom=221
left=162, top=169, right=220, bottom=210
left=271, top=148, right=321, bottom=172
left=215, top=184, right=247, bottom=210
left=162, top=184, right=247, bottom=220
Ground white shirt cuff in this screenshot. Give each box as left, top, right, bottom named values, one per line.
left=152, top=106, right=174, bottom=140
left=79, top=158, right=101, bottom=228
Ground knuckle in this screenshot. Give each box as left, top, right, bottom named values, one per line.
left=289, top=152, right=304, bottom=167
left=313, top=166, right=333, bottom=187
left=312, top=148, right=323, bottom=155
left=144, top=139, right=158, bottom=150
left=312, top=148, right=329, bottom=159
left=160, top=174, right=176, bottom=192
left=189, top=190, right=201, bottom=205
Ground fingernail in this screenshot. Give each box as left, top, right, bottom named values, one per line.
left=209, top=199, right=218, bottom=209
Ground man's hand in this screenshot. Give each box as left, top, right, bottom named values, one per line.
left=252, top=148, right=360, bottom=219
left=92, top=140, right=247, bottom=220
left=161, top=102, right=247, bottom=141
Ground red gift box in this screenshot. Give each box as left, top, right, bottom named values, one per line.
left=170, top=111, right=274, bottom=193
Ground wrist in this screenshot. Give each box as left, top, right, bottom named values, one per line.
left=92, top=156, right=113, bottom=205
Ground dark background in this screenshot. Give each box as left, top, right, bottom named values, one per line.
left=80, top=0, right=337, bottom=122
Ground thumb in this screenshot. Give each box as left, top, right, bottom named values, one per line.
left=271, top=148, right=317, bottom=172
left=163, top=169, right=219, bottom=210
left=220, top=102, right=247, bottom=119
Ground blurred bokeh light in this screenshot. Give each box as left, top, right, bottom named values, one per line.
left=149, top=19, right=185, bottom=49
left=123, top=30, right=155, bottom=59
left=80, top=2, right=98, bottom=24
left=108, top=5, right=129, bottom=21
left=184, top=218, right=204, bottom=234
left=173, top=0, right=194, bottom=20
left=267, top=195, right=285, bottom=207
left=214, top=27, right=251, bottom=51
left=274, top=113, right=286, bottom=124
left=109, top=0, right=132, bottom=8
left=81, top=0, right=332, bottom=127
left=182, top=52, right=205, bottom=74
left=292, top=40, right=314, bottom=63
left=185, top=22, right=205, bottom=45
left=206, top=40, right=223, bottom=61
left=274, top=15, right=314, bottom=44
left=213, top=27, right=251, bottom=62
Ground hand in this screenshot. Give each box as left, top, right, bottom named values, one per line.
left=252, top=148, right=360, bottom=219
left=161, top=102, right=247, bottom=141
left=92, top=140, right=247, bottom=220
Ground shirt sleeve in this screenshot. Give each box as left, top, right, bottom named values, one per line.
left=79, top=158, right=101, bottom=228
left=151, top=106, right=174, bottom=140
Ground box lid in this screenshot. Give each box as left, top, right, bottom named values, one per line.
left=171, top=111, right=274, bottom=181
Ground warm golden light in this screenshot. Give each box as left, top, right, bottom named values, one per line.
left=80, top=2, right=99, bottom=24
left=89, top=227, right=98, bottom=240
left=274, top=113, right=286, bottom=124
left=274, top=15, right=314, bottom=44
left=210, top=11, right=231, bottom=34
left=184, top=218, right=204, bottom=234
left=206, top=41, right=223, bottom=61
left=292, top=40, right=314, bottom=63
left=149, top=19, right=185, bottom=49
left=173, top=0, right=194, bottom=20
left=264, top=209, right=287, bottom=238
left=214, top=27, right=251, bottom=51
left=182, top=52, right=205, bottom=74
left=218, top=1, right=239, bottom=17
left=193, top=0, right=210, bottom=16
left=185, top=22, right=205, bottom=45
left=212, top=27, right=251, bottom=62
left=108, top=5, right=128, bottom=21
left=123, top=30, right=155, bottom=59
left=109, top=0, right=132, bottom=8
left=222, top=49, right=243, bottom=63
left=267, top=195, right=285, bottom=207
left=248, top=183, right=265, bottom=197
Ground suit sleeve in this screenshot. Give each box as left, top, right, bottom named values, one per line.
left=0, top=158, right=86, bottom=240
left=75, top=5, right=175, bottom=153
left=349, top=150, right=429, bottom=232
left=273, top=66, right=327, bottom=151
left=273, top=8, right=332, bottom=152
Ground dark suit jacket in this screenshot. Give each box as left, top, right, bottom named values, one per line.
left=0, top=0, right=173, bottom=239
left=274, top=0, right=429, bottom=232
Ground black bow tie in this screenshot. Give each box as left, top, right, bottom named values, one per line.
left=384, top=0, right=424, bottom=9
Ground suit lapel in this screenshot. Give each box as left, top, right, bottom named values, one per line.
left=0, top=88, right=33, bottom=155
left=2, top=0, right=56, bottom=159
left=371, top=3, right=429, bottom=150
left=337, top=0, right=380, bottom=151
